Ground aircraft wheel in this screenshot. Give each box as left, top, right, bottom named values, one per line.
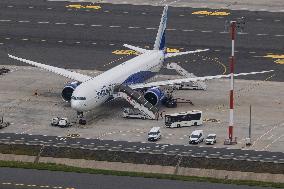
left=79, top=119, right=87, bottom=125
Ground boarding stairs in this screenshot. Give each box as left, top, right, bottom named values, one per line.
left=166, top=63, right=207, bottom=90
left=113, top=85, right=159, bottom=120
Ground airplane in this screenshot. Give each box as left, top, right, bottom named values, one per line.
left=8, top=5, right=273, bottom=125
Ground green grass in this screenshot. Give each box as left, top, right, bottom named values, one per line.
left=0, top=160, right=283, bottom=188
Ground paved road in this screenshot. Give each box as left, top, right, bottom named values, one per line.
left=0, top=167, right=275, bottom=189
left=0, top=0, right=283, bottom=81
left=0, top=133, right=284, bottom=163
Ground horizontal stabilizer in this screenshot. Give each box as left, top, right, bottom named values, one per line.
left=123, top=44, right=148, bottom=54
left=165, top=49, right=209, bottom=58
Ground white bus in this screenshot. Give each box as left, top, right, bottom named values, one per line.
left=165, top=110, right=203, bottom=128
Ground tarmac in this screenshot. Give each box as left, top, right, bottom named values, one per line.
left=1, top=0, right=283, bottom=81
left=49, top=0, right=284, bottom=12
left=0, top=65, right=283, bottom=152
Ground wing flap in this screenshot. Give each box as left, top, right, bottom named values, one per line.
left=8, top=54, right=91, bottom=82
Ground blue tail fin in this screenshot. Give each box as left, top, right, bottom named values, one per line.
left=153, top=5, right=168, bottom=50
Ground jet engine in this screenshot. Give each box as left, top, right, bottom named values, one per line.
left=61, top=81, right=81, bottom=102
left=144, top=87, right=165, bottom=106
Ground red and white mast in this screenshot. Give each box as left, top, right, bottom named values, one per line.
left=228, top=21, right=236, bottom=142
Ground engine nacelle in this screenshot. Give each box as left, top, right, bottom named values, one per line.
left=144, top=87, right=165, bottom=106
left=61, top=81, right=81, bottom=102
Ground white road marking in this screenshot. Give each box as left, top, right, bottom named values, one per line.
left=217, top=17, right=224, bottom=19
left=214, top=49, right=221, bottom=52
left=41, top=39, right=46, bottom=42
left=47, top=7, right=53, bottom=10
left=179, top=14, right=184, bottom=17
left=0, top=43, right=4, bottom=45
left=0, top=20, right=11, bottom=22
left=275, top=34, right=284, bottom=37
left=75, top=41, right=81, bottom=44
left=201, top=30, right=212, bottom=33
left=38, top=21, right=49, bottom=24
left=21, top=38, right=29, bottom=41
left=249, top=51, right=256, bottom=54
left=259, top=9, right=267, bottom=11
left=274, top=19, right=281, bottom=22
left=183, top=29, right=194, bottom=32
left=29, top=6, right=34, bottom=8
left=57, top=41, right=63, bottom=43
left=146, top=27, right=156, bottom=30
left=5, top=38, right=11, bottom=40
left=267, top=134, right=274, bottom=140
left=256, top=18, right=263, bottom=21
left=91, top=24, right=102, bottom=27
left=74, top=23, right=85, bottom=26
left=55, top=22, right=67, bottom=25
left=109, top=25, right=121, bottom=28
left=262, top=134, right=284, bottom=150
left=128, top=26, right=140, bottom=29
left=7, top=5, right=14, bottom=8
left=256, top=33, right=268, bottom=36
left=91, top=42, right=97, bottom=45
left=18, top=20, right=30, bottom=23
left=237, top=32, right=248, bottom=35
left=123, top=11, right=128, bottom=14
left=166, top=28, right=176, bottom=31
left=142, top=12, right=147, bottom=15
left=109, top=43, right=115, bottom=46
left=104, top=10, right=110, bottom=13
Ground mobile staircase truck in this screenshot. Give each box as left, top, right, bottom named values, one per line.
left=113, top=85, right=159, bottom=120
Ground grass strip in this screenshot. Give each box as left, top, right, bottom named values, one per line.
left=0, top=160, right=283, bottom=188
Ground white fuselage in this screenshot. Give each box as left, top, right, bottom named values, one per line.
left=71, top=50, right=164, bottom=112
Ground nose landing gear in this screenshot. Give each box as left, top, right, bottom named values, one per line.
left=77, top=111, right=86, bottom=125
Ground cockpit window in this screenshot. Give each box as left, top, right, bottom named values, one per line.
left=71, top=96, right=86, bottom=100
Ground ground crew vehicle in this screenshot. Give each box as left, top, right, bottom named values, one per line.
left=165, top=110, right=202, bottom=128
left=189, top=130, right=204, bottom=144
left=51, top=117, right=71, bottom=127
left=122, top=108, right=147, bottom=120
left=148, top=127, right=161, bottom=141
left=205, top=134, right=217, bottom=145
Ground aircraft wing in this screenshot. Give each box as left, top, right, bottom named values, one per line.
left=129, top=70, right=274, bottom=89
left=8, top=54, right=92, bottom=82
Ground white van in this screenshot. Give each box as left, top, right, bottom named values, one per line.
left=148, top=127, right=161, bottom=141
left=189, top=130, right=204, bottom=144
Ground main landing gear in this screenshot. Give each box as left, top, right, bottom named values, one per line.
left=77, top=111, right=87, bottom=125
